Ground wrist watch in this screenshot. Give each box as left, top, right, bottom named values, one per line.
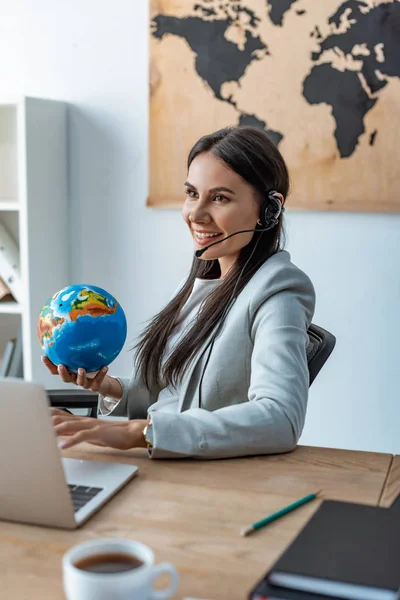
left=143, top=415, right=153, bottom=449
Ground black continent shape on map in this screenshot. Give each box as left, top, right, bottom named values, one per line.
left=230, top=3, right=261, bottom=28
left=313, top=1, right=400, bottom=94
left=193, top=4, right=217, bottom=17
left=304, top=1, right=400, bottom=158
left=267, top=0, right=299, bottom=26
left=303, top=64, right=377, bottom=158
left=152, top=15, right=268, bottom=102
left=238, top=113, right=283, bottom=146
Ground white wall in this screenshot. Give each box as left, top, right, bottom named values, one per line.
left=1, top=0, right=399, bottom=453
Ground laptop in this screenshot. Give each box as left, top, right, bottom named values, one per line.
left=0, top=378, right=139, bottom=529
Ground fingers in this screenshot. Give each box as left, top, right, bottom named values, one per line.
left=51, top=407, right=73, bottom=417
left=54, top=418, right=99, bottom=436
left=52, top=413, right=79, bottom=425
left=88, top=366, right=109, bottom=392
left=75, top=366, right=108, bottom=392
left=76, top=367, right=98, bottom=389
left=41, top=356, right=109, bottom=392
left=56, top=421, right=137, bottom=451
left=57, top=364, right=77, bottom=383
left=52, top=414, right=106, bottom=427
left=76, top=367, right=88, bottom=388
left=41, top=356, right=59, bottom=375
left=41, top=357, right=76, bottom=384
left=59, top=427, right=104, bottom=449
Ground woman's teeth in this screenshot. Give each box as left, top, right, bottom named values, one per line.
left=195, top=232, right=221, bottom=239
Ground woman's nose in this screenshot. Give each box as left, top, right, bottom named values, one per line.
left=189, top=202, right=211, bottom=224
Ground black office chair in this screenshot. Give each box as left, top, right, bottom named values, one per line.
left=306, top=323, right=336, bottom=386
left=47, top=323, right=336, bottom=415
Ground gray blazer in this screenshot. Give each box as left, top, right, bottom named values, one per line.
left=101, top=250, right=316, bottom=459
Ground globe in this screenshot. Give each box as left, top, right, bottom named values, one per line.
left=37, top=284, right=127, bottom=373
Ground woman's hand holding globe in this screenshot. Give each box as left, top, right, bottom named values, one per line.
left=40, top=356, right=123, bottom=399
left=38, top=283, right=127, bottom=399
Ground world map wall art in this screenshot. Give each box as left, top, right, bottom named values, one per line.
left=149, top=0, right=400, bottom=213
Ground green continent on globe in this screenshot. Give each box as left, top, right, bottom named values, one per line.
left=68, top=289, right=118, bottom=321
left=37, top=302, right=65, bottom=348
left=37, top=288, right=117, bottom=349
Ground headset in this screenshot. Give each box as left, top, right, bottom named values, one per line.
left=195, top=191, right=284, bottom=407
left=195, top=191, right=283, bottom=258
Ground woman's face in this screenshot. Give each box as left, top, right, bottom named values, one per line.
left=182, top=152, right=260, bottom=278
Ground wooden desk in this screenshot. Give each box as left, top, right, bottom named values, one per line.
left=1, top=445, right=392, bottom=599
left=380, top=455, right=400, bottom=507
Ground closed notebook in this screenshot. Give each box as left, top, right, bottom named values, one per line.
left=249, top=576, right=350, bottom=600
left=268, top=500, right=400, bottom=600
left=390, top=493, right=400, bottom=510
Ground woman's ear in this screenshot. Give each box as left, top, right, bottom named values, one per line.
left=271, top=192, right=284, bottom=206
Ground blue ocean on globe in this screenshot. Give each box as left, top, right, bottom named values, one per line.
left=38, top=284, right=127, bottom=373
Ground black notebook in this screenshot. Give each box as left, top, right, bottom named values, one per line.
left=390, top=493, right=400, bottom=510
left=268, top=500, right=400, bottom=600
left=249, top=578, right=350, bottom=600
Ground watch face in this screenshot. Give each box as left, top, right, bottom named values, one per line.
left=143, top=421, right=153, bottom=448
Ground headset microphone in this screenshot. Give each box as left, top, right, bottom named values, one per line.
left=194, top=191, right=284, bottom=259
left=195, top=227, right=267, bottom=258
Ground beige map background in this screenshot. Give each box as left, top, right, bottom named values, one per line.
left=149, top=0, right=400, bottom=212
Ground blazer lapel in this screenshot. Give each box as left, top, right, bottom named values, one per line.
left=177, top=331, right=215, bottom=412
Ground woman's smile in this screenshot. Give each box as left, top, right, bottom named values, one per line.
left=192, top=229, right=224, bottom=246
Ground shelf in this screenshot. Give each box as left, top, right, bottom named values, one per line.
left=0, top=301, right=23, bottom=314
left=0, top=96, right=68, bottom=388
left=0, top=200, right=19, bottom=211
left=0, top=105, right=18, bottom=200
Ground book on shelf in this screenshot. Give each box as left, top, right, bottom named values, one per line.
left=0, top=220, right=23, bottom=303
left=0, top=338, right=16, bottom=377
left=263, top=499, right=400, bottom=600
left=0, top=276, right=13, bottom=301
left=0, top=328, right=23, bottom=378
left=7, top=327, right=23, bottom=378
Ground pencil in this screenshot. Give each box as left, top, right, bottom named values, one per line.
left=241, top=491, right=321, bottom=537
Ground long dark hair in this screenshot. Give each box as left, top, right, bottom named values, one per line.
left=134, top=126, right=290, bottom=389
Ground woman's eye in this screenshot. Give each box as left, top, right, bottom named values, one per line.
left=213, top=194, right=228, bottom=203
left=185, top=189, right=197, bottom=198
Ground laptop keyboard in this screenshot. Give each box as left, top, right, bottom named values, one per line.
left=68, top=484, right=103, bottom=512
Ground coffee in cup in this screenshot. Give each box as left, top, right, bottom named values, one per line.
left=74, top=552, right=144, bottom=574
left=63, top=538, right=179, bottom=600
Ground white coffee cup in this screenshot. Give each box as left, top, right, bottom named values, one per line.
left=62, top=538, right=179, bottom=600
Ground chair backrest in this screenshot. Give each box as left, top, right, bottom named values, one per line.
left=306, top=323, right=336, bottom=386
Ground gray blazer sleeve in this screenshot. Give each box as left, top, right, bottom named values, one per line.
left=149, top=272, right=315, bottom=459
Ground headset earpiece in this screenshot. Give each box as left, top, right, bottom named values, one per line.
left=259, top=190, right=284, bottom=229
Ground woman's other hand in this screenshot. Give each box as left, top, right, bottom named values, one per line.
left=52, top=409, right=148, bottom=450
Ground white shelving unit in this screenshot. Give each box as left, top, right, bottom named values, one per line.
left=0, top=96, right=70, bottom=388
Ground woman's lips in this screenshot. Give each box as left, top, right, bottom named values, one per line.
left=193, top=232, right=224, bottom=246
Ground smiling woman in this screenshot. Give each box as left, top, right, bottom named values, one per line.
left=183, top=153, right=262, bottom=276
left=46, top=126, right=316, bottom=461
